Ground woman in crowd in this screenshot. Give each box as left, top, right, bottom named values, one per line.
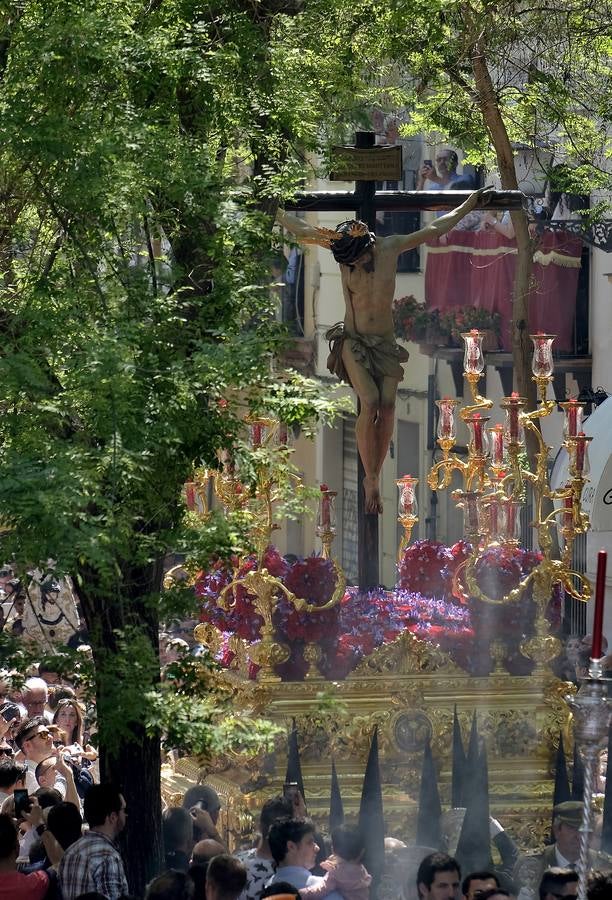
left=52, top=699, right=96, bottom=763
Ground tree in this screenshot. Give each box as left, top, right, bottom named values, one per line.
left=0, top=0, right=356, bottom=891
left=345, top=0, right=612, bottom=401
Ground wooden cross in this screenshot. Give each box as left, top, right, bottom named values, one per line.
left=284, top=131, right=523, bottom=592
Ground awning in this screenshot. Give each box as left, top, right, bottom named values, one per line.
left=551, top=397, right=612, bottom=532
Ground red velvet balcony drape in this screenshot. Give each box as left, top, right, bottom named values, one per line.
left=424, top=229, right=583, bottom=351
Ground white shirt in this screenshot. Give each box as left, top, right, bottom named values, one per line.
left=25, top=759, right=66, bottom=798
left=555, top=845, right=576, bottom=869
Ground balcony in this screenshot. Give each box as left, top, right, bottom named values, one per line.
left=422, top=226, right=591, bottom=396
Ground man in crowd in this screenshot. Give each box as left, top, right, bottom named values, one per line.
left=15, top=717, right=66, bottom=796
left=163, top=806, right=195, bottom=872
left=462, top=870, right=500, bottom=900
left=146, top=869, right=195, bottom=900
left=183, top=785, right=226, bottom=848
left=21, top=678, right=50, bottom=721
left=416, top=852, right=461, bottom=900
left=206, top=854, right=247, bottom=900
left=0, top=759, right=26, bottom=806
left=540, top=802, right=586, bottom=872
left=512, top=803, right=599, bottom=896
left=0, top=811, right=49, bottom=899
left=193, top=839, right=227, bottom=864
left=267, top=818, right=342, bottom=900
left=539, top=867, right=578, bottom=899
left=416, top=149, right=464, bottom=191
left=37, top=663, right=62, bottom=688
left=588, top=871, right=612, bottom=898
left=58, top=783, right=128, bottom=899
left=237, top=794, right=293, bottom=900
left=46, top=800, right=83, bottom=851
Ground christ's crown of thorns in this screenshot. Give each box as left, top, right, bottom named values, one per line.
left=300, top=221, right=370, bottom=248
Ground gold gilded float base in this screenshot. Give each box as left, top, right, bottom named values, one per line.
left=171, top=631, right=575, bottom=853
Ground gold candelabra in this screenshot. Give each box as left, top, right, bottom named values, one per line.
left=190, top=416, right=346, bottom=682
left=397, top=475, right=419, bottom=563
left=401, top=330, right=592, bottom=672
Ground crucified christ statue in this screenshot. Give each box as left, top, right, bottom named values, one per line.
left=276, top=186, right=492, bottom=515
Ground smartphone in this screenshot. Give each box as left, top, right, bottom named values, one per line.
left=0, top=703, right=20, bottom=723
left=14, top=789, right=29, bottom=818
left=424, top=159, right=433, bottom=168
left=283, top=781, right=299, bottom=803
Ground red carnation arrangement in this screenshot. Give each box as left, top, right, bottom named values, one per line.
left=194, top=540, right=562, bottom=681
left=397, top=540, right=453, bottom=596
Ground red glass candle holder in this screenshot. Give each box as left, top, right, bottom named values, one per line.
left=562, top=495, right=574, bottom=529
left=487, top=498, right=505, bottom=541
left=436, top=397, right=460, bottom=442
left=462, top=330, right=485, bottom=376
left=397, top=475, right=419, bottom=518
left=317, top=485, right=337, bottom=533
left=465, top=413, right=490, bottom=457
left=569, top=432, right=591, bottom=476
left=500, top=393, right=526, bottom=446
left=530, top=333, right=555, bottom=378
left=489, top=423, right=506, bottom=468
left=559, top=398, right=585, bottom=440
left=503, top=499, right=522, bottom=543
left=456, top=490, right=481, bottom=538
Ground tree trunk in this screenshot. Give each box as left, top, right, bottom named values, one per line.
left=471, top=37, right=560, bottom=555
left=471, top=40, right=537, bottom=411
left=103, top=720, right=162, bottom=895
left=78, top=559, right=165, bottom=897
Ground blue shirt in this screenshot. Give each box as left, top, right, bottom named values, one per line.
left=267, top=866, right=344, bottom=900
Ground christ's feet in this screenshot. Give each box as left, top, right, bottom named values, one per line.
left=364, top=475, right=383, bottom=515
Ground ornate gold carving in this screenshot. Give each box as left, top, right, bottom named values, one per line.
left=193, top=623, right=223, bottom=654
left=350, top=630, right=463, bottom=677
left=540, top=677, right=575, bottom=749
left=304, top=643, right=323, bottom=680
left=389, top=710, right=433, bottom=754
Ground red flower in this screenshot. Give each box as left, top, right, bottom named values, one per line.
left=398, top=540, right=453, bottom=596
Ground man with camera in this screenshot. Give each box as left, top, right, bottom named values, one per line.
left=416, top=149, right=465, bottom=191
left=14, top=719, right=66, bottom=798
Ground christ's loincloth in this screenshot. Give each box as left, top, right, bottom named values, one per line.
left=325, top=323, right=409, bottom=387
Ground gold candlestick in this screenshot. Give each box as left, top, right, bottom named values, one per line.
left=397, top=475, right=419, bottom=563
left=426, top=331, right=592, bottom=670
left=316, top=488, right=337, bottom=560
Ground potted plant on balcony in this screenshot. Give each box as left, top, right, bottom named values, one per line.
left=392, top=295, right=451, bottom=351
left=440, top=306, right=502, bottom=351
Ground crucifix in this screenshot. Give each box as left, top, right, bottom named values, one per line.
left=277, top=131, right=523, bottom=591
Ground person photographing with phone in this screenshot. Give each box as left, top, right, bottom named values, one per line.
left=0, top=810, right=50, bottom=899
left=416, top=149, right=465, bottom=190
left=0, top=760, right=26, bottom=807
left=35, top=755, right=81, bottom=810
left=181, top=784, right=227, bottom=849
left=14, top=719, right=66, bottom=798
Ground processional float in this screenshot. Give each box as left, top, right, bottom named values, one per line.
left=175, top=332, right=609, bottom=900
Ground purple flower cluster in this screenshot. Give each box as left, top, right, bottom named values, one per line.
left=194, top=540, right=561, bottom=680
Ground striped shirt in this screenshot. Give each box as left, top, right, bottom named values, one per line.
left=58, top=829, right=128, bottom=900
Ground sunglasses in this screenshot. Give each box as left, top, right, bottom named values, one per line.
left=24, top=728, right=51, bottom=741
left=0, top=747, right=13, bottom=757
